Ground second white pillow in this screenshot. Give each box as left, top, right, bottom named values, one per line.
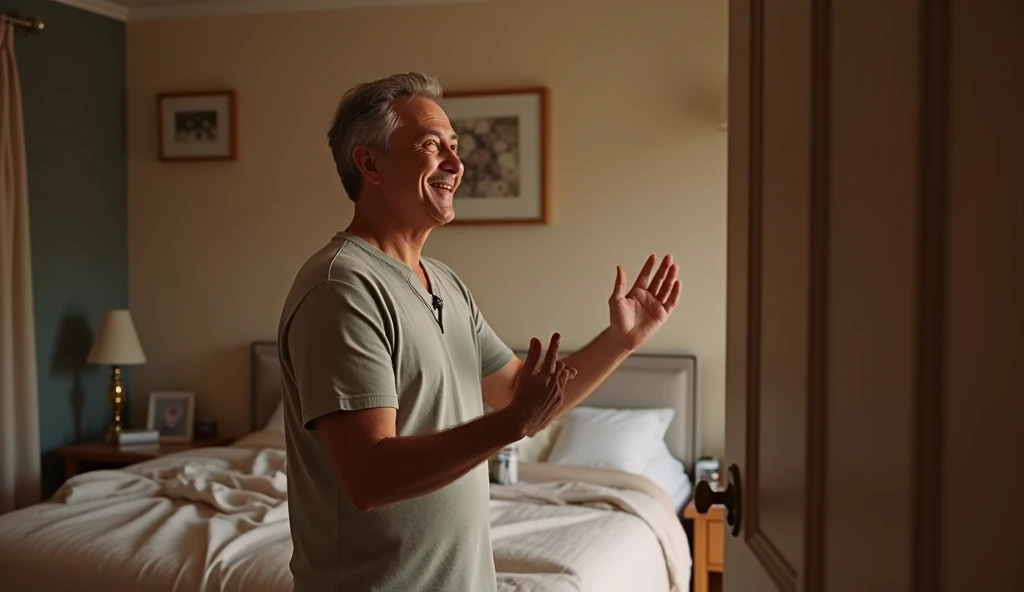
left=546, top=406, right=675, bottom=475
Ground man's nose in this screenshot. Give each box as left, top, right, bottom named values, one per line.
left=439, top=146, right=464, bottom=175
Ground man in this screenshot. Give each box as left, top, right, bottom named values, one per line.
left=277, top=71, right=682, bottom=592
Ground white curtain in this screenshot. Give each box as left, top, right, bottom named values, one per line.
left=0, top=21, right=41, bottom=514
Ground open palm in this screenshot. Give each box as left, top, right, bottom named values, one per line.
left=610, top=255, right=682, bottom=351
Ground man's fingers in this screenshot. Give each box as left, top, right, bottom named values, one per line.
left=665, top=280, right=682, bottom=310
left=554, top=360, right=565, bottom=378
left=648, top=255, right=672, bottom=296
left=556, top=367, right=574, bottom=391
left=543, top=333, right=560, bottom=374
left=610, top=266, right=627, bottom=301
left=631, top=254, right=657, bottom=291
left=523, top=337, right=542, bottom=373
left=656, top=264, right=679, bottom=302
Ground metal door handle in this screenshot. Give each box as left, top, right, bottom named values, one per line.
left=693, top=464, right=742, bottom=536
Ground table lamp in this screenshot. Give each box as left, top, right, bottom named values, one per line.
left=87, top=309, right=147, bottom=442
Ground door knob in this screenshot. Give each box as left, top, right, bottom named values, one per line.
left=693, top=464, right=742, bottom=536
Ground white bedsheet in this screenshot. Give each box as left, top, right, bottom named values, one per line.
left=0, top=445, right=294, bottom=592
left=0, top=437, right=690, bottom=592
left=491, top=480, right=690, bottom=592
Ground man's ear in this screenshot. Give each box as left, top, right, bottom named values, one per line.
left=352, top=145, right=383, bottom=186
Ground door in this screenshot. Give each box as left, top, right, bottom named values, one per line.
left=705, top=0, right=1023, bottom=591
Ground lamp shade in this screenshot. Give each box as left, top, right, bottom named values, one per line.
left=87, top=309, right=147, bottom=365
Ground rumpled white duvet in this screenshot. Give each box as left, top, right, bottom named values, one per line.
left=0, top=434, right=690, bottom=592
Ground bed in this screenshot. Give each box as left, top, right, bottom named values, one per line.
left=0, top=341, right=697, bottom=592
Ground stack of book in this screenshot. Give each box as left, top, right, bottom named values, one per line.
left=117, top=429, right=160, bottom=450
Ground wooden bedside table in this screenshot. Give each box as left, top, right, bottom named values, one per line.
left=684, top=499, right=724, bottom=592
left=57, top=438, right=233, bottom=479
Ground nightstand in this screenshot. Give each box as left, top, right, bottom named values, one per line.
left=57, top=438, right=233, bottom=479
left=683, top=499, right=724, bottom=592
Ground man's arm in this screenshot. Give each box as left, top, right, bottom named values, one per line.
left=482, top=327, right=629, bottom=415
left=317, top=406, right=521, bottom=512
left=319, top=335, right=570, bottom=512
left=482, top=254, right=681, bottom=417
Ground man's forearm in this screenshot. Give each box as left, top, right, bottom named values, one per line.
left=559, top=327, right=632, bottom=414
left=356, top=408, right=523, bottom=511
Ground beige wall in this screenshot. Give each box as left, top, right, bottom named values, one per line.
left=126, top=0, right=729, bottom=458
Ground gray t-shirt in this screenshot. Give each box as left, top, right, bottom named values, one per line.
left=277, top=231, right=514, bottom=592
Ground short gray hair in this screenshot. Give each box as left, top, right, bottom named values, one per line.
left=327, top=72, right=444, bottom=201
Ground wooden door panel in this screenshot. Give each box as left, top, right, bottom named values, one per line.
left=726, top=0, right=1021, bottom=590
left=724, top=4, right=774, bottom=589
left=943, top=1, right=1024, bottom=589
left=824, top=1, right=921, bottom=590
left=756, top=0, right=811, bottom=569
left=726, top=0, right=815, bottom=589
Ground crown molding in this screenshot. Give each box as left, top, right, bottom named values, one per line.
left=52, top=0, right=130, bottom=21
left=55, top=0, right=493, bottom=22
left=52, top=0, right=499, bottom=23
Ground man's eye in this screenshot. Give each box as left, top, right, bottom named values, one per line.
left=450, top=145, right=459, bottom=154
left=425, top=140, right=439, bottom=150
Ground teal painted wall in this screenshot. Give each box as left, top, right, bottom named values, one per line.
left=2, top=0, right=126, bottom=497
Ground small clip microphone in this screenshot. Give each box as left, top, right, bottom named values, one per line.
left=432, top=294, right=444, bottom=334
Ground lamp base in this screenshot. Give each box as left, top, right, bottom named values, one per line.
left=105, top=365, right=125, bottom=443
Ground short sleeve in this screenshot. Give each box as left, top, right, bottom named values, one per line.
left=468, top=290, right=514, bottom=378
left=285, top=280, right=399, bottom=429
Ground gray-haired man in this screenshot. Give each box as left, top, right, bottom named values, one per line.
left=277, top=72, right=681, bottom=591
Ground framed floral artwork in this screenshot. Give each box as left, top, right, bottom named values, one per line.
left=157, top=90, right=237, bottom=161
left=437, top=87, right=549, bottom=224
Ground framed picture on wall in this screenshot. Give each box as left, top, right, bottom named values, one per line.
left=146, top=391, right=195, bottom=442
left=157, top=90, right=237, bottom=161
left=437, top=87, right=549, bottom=224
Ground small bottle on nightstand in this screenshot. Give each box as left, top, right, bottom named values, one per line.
left=695, top=457, right=722, bottom=491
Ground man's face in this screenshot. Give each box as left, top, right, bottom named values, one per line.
left=373, top=95, right=463, bottom=227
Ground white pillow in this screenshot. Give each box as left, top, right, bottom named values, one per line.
left=264, top=401, right=285, bottom=433
left=640, top=440, right=690, bottom=499
left=546, top=406, right=675, bottom=475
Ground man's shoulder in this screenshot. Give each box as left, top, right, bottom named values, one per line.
left=289, top=235, right=392, bottom=290
left=279, top=236, right=395, bottom=325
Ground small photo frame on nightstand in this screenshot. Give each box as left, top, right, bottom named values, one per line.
left=147, top=391, right=195, bottom=442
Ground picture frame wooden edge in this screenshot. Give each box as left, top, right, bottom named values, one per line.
left=146, top=391, right=196, bottom=443
left=438, top=86, right=550, bottom=225
left=156, top=89, right=238, bottom=163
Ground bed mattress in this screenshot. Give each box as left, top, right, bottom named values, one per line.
left=0, top=436, right=690, bottom=592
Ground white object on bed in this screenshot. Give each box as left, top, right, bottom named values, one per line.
left=546, top=406, right=675, bottom=474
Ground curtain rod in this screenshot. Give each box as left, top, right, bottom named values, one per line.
left=1, top=12, right=46, bottom=34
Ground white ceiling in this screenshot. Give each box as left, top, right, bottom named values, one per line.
left=52, top=0, right=497, bottom=21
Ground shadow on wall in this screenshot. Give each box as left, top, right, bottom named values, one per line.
left=40, top=313, right=98, bottom=497
left=51, top=314, right=96, bottom=442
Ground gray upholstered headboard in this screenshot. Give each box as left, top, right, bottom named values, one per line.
left=250, top=340, right=699, bottom=472
left=251, top=341, right=282, bottom=432
left=513, top=349, right=699, bottom=473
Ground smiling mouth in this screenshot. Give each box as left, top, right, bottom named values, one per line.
left=429, top=182, right=454, bottom=192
